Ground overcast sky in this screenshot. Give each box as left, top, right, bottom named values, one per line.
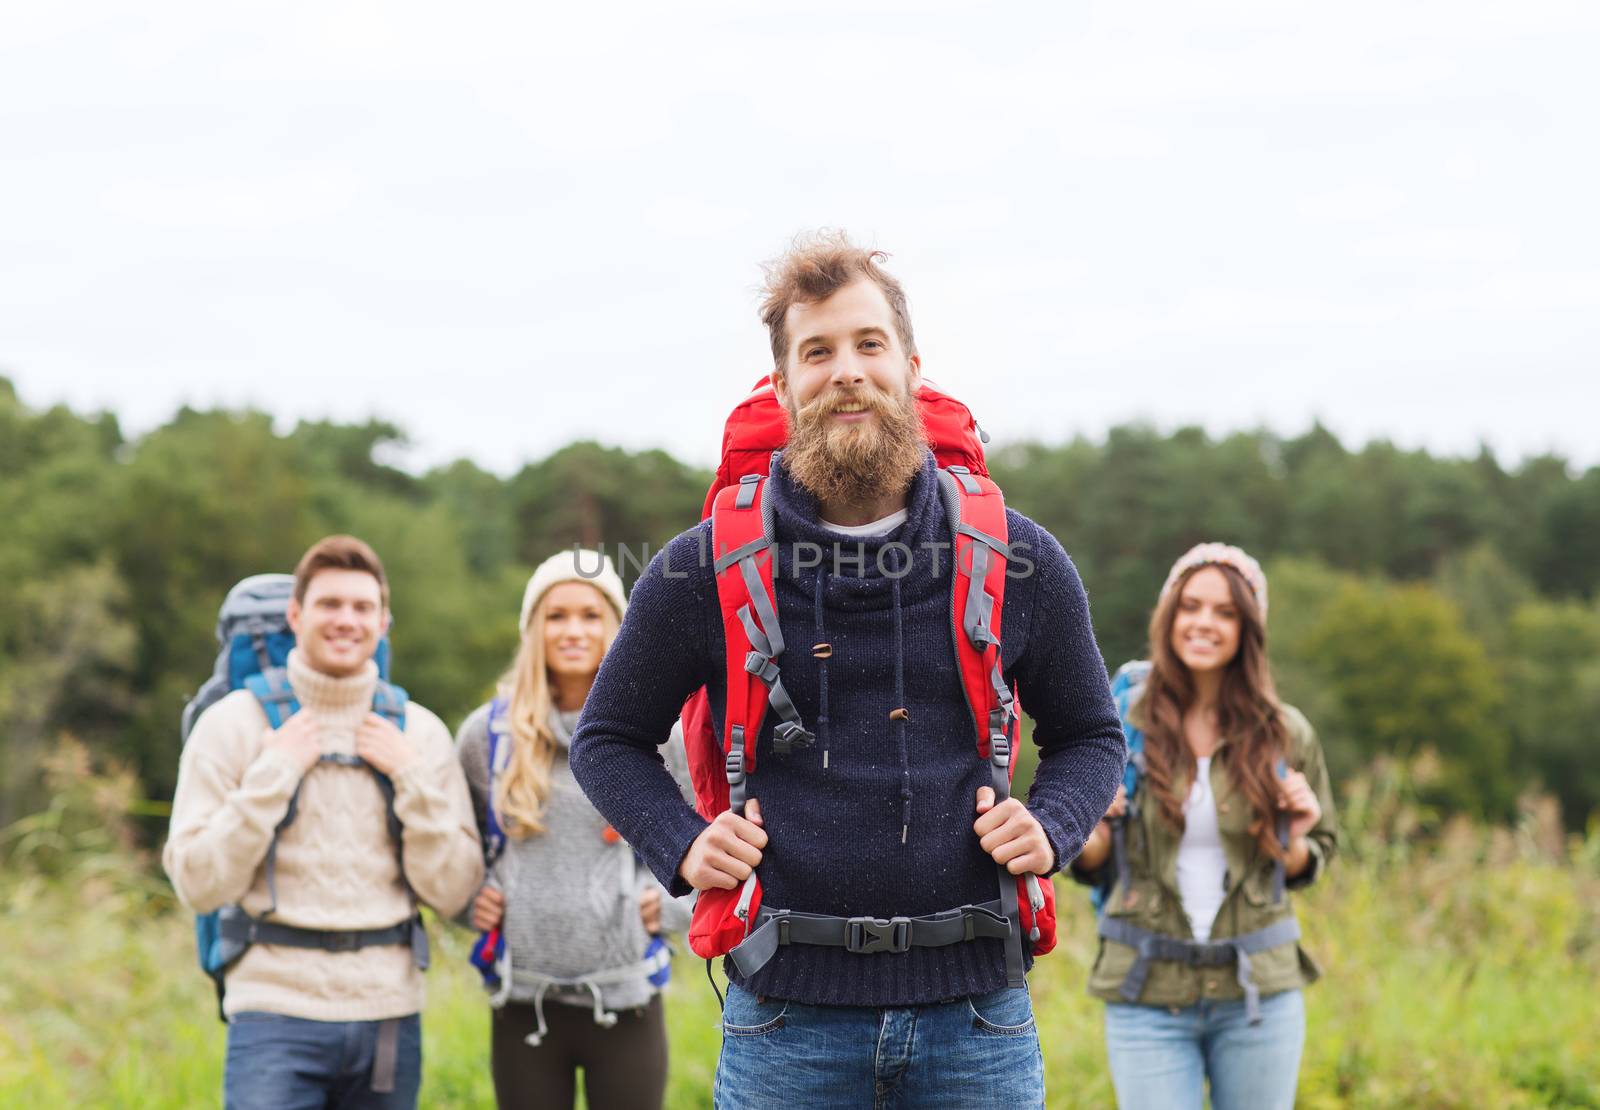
left=4, top=0, right=1597, bottom=474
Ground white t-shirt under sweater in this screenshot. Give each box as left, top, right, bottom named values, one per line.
left=1176, top=756, right=1228, bottom=942
left=820, top=509, right=908, bottom=537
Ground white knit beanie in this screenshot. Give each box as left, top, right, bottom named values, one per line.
left=519, top=548, right=627, bottom=632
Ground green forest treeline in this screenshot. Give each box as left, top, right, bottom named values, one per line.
left=2, top=376, right=1597, bottom=832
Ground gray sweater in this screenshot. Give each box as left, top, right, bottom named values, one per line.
left=456, top=704, right=693, bottom=1016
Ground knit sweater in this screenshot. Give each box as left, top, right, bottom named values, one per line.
left=570, top=452, right=1125, bottom=1007
left=456, top=705, right=693, bottom=1013
left=164, top=650, right=484, bottom=1021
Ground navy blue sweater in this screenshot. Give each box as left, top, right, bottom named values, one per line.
left=570, top=453, right=1124, bottom=1006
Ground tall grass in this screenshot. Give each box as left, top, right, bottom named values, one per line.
left=3, top=743, right=1596, bottom=1108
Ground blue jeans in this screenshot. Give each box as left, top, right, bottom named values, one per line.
left=715, top=981, right=1044, bottom=1109
left=223, top=1012, right=422, bottom=1110
left=1103, top=989, right=1304, bottom=1110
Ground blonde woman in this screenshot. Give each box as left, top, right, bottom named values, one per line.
left=456, top=549, right=690, bottom=1110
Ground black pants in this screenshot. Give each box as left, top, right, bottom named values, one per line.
left=490, top=995, right=668, bottom=1110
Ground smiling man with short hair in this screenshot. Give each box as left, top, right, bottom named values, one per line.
left=165, top=535, right=482, bottom=1109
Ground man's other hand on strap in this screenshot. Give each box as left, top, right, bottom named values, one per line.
left=679, top=799, right=767, bottom=890
left=974, top=788, right=1055, bottom=875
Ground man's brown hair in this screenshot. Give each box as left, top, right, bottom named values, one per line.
left=760, top=231, right=917, bottom=372
left=292, top=534, right=390, bottom=608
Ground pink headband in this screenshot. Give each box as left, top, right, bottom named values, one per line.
left=1159, top=542, right=1268, bottom=619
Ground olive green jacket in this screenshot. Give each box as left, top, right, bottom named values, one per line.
left=1072, top=702, right=1339, bottom=1008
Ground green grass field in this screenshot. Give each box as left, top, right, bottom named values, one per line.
left=3, top=755, right=1597, bottom=1108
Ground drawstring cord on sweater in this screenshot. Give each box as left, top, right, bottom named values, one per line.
left=813, top=567, right=832, bottom=770
left=890, top=568, right=912, bottom=845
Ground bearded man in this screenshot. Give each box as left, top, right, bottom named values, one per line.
left=570, top=233, right=1123, bottom=1108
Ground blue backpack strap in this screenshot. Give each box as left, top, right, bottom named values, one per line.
left=1271, top=756, right=1290, bottom=904
left=483, top=698, right=510, bottom=866
left=470, top=698, right=512, bottom=988
left=1096, top=660, right=1150, bottom=913
left=245, top=668, right=300, bottom=730
left=244, top=668, right=304, bottom=916
left=371, top=680, right=408, bottom=731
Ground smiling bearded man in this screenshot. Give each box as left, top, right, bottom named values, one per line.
left=569, top=232, right=1125, bottom=1109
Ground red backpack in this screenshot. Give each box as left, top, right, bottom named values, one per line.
left=681, top=377, right=1058, bottom=987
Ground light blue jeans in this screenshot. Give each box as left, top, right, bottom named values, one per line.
left=223, top=1012, right=421, bottom=1110
left=1103, top=989, right=1304, bottom=1110
left=715, top=981, right=1044, bottom=1109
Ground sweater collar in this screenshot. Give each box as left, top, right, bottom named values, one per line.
left=286, top=649, right=378, bottom=729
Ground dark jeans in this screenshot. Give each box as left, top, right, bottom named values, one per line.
left=223, top=1012, right=421, bottom=1110
left=714, top=981, right=1044, bottom=1109
left=490, top=994, right=669, bottom=1110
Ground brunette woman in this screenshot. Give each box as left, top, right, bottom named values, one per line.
left=1073, top=543, right=1338, bottom=1110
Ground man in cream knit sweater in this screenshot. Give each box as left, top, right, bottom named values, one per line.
left=164, top=535, right=483, bottom=1109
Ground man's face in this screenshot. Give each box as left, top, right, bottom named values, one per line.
left=286, top=568, right=389, bottom=679
left=772, top=278, right=921, bottom=421
left=772, top=278, right=927, bottom=505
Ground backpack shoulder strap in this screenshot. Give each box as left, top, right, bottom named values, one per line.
left=939, top=465, right=1037, bottom=988
left=371, top=680, right=408, bottom=731
left=937, top=465, right=1014, bottom=767
left=482, top=697, right=511, bottom=865
left=1110, top=660, right=1151, bottom=801
left=710, top=472, right=814, bottom=813
left=245, top=668, right=300, bottom=730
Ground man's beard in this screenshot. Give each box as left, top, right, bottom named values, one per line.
left=782, top=380, right=927, bottom=509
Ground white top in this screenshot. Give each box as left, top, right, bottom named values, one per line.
left=819, top=509, right=909, bottom=537
left=1175, top=755, right=1228, bottom=942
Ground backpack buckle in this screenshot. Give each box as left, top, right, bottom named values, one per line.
left=990, top=733, right=1011, bottom=769
left=325, top=930, right=363, bottom=953
left=771, top=721, right=814, bottom=755
left=725, top=746, right=746, bottom=787
left=845, top=916, right=912, bottom=955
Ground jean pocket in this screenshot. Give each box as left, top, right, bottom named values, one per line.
left=967, top=986, right=1036, bottom=1036
left=721, top=987, right=790, bottom=1037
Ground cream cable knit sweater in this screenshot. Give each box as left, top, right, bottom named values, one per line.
left=164, top=650, right=483, bottom=1021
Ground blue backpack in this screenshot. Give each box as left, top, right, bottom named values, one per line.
left=182, top=574, right=424, bottom=1017
left=1093, top=660, right=1288, bottom=913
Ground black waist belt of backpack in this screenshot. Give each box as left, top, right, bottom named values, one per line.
left=728, top=900, right=1013, bottom=979
left=220, top=910, right=431, bottom=969
left=1097, top=915, right=1300, bottom=1025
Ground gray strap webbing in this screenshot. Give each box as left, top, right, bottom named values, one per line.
left=371, top=1017, right=400, bottom=1093
left=1272, top=757, right=1291, bottom=904
left=735, top=474, right=761, bottom=509
left=1111, top=815, right=1131, bottom=906
left=957, top=522, right=1012, bottom=559
left=218, top=912, right=428, bottom=966
left=947, top=466, right=982, bottom=494
left=963, top=544, right=996, bottom=649
left=714, top=536, right=769, bottom=575
left=737, top=605, right=774, bottom=659
left=736, top=615, right=814, bottom=753
left=739, top=557, right=786, bottom=658
left=1097, top=915, right=1301, bottom=1024
left=991, top=740, right=1028, bottom=988
left=729, top=901, right=1012, bottom=978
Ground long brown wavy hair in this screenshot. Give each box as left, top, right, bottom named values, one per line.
left=1130, top=563, right=1290, bottom=860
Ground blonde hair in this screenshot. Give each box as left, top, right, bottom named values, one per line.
left=494, top=583, right=620, bottom=837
